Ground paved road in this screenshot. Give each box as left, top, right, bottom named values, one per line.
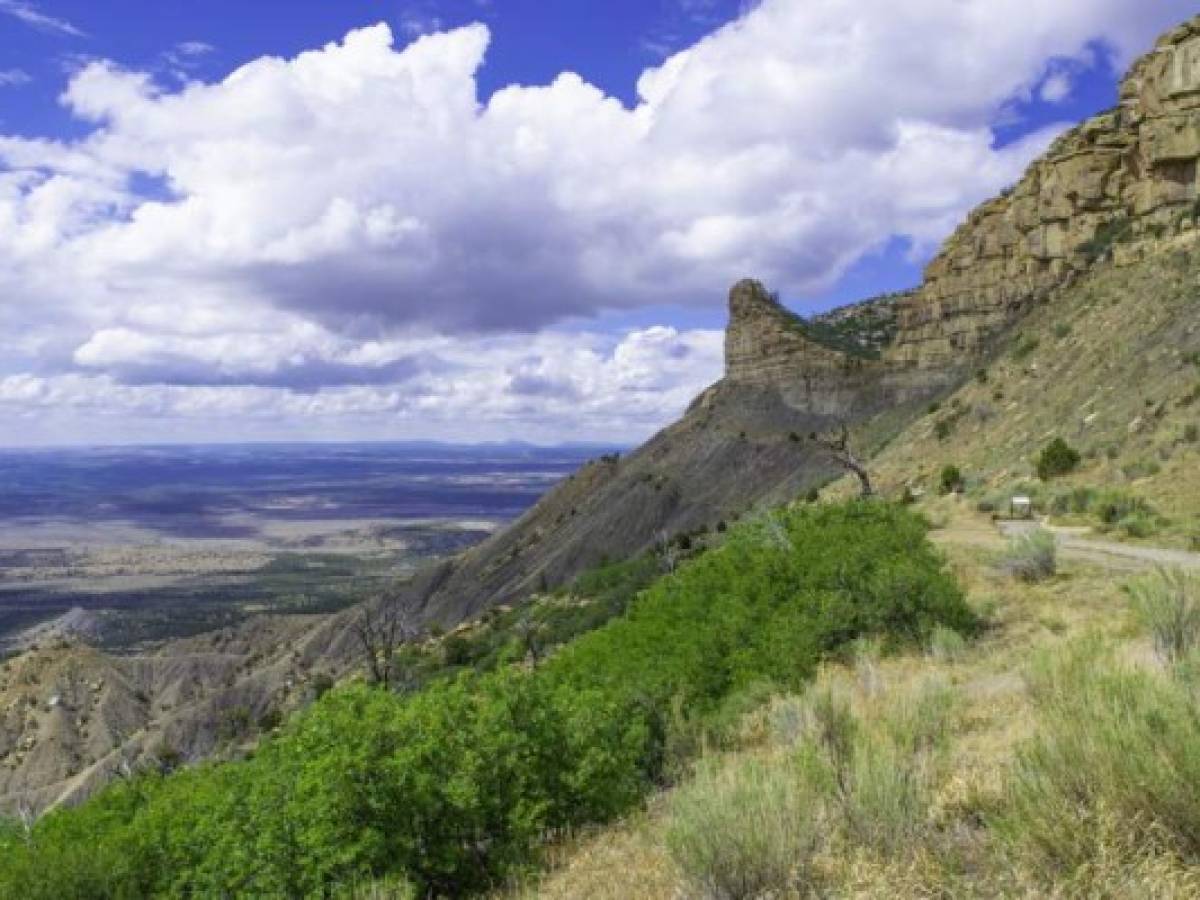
left=998, top=520, right=1200, bottom=571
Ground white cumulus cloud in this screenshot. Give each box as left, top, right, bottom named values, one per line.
left=0, top=0, right=1194, bottom=442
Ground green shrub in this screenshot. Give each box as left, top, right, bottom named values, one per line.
left=938, top=465, right=964, bottom=495
left=666, top=756, right=823, bottom=900
left=1076, top=216, right=1133, bottom=263
left=995, top=639, right=1200, bottom=876
left=1184, top=423, right=1198, bottom=443
left=999, top=528, right=1057, bottom=582
left=936, top=468, right=964, bottom=496
left=1092, top=490, right=1151, bottom=525
left=1117, top=510, right=1159, bottom=538
left=1036, top=438, right=1081, bottom=481
left=1049, top=486, right=1097, bottom=516
left=1128, top=569, right=1200, bottom=666
left=1012, top=335, right=1040, bottom=360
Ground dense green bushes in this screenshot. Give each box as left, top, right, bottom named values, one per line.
left=548, top=504, right=974, bottom=716
left=1, top=675, right=651, bottom=898
left=0, top=502, right=974, bottom=897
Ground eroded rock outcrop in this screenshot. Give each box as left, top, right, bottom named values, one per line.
left=891, top=15, right=1200, bottom=368
left=725, top=279, right=953, bottom=417
left=725, top=279, right=883, bottom=415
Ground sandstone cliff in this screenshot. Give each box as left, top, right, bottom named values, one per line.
left=892, top=15, right=1200, bottom=367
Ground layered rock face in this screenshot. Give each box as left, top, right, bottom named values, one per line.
left=725, top=279, right=951, bottom=417
left=891, top=15, right=1200, bottom=367
left=725, top=279, right=882, bottom=416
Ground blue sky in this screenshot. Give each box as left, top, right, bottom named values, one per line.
left=0, top=1, right=1193, bottom=444
left=2, top=2, right=747, bottom=133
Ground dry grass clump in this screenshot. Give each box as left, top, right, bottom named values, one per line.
left=994, top=635, right=1200, bottom=883
left=1128, top=568, right=1200, bottom=665
left=665, top=754, right=825, bottom=899
left=663, top=676, right=958, bottom=899
left=928, top=624, right=968, bottom=662
left=997, top=528, right=1057, bottom=582
left=505, top=814, right=679, bottom=900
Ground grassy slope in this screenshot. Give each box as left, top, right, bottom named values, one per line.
left=508, top=245, right=1200, bottom=899
left=511, top=497, right=1200, bottom=899
left=849, top=242, right=1200, bottom=544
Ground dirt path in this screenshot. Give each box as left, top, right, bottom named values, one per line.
left=997, top=520, right=1200, bottom=571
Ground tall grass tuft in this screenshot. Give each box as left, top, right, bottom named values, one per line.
left=995, top=638, right=1200, bottom=877
left=1128, top=568, right=1200, bottom=666
left=998, top=527, right=1057, bottom=582
left=928, top=625, right=968, bottom=663
left=799, top=679, right=955, bottom=854
left=665, top=755, right=823, bottom=900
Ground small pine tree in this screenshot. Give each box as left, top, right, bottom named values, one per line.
left=1036, top=438, right=1082, bottom=481
left=939, top=465, right=964, bottom=494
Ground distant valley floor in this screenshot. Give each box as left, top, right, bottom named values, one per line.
left=0, top=442, right=609, bottom=654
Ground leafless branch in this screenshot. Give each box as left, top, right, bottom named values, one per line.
left=811, top=423, right=874, bottom=499
left=656, top=529, right=681, bottom=574
left=351, top=594, right=416, bottom=689
left=15, top=800, right=35, bottom=837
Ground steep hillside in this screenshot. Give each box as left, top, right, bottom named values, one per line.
left=0, top=615, right=326, bottom=812
left=0, top=280, right=949, bottom=814
left=401, top=279, right=946, bottom=629
left=844, top=242, right=1200, bottom=543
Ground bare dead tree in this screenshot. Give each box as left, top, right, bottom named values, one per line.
left=351, top=594, right=416, bottom=690
left=15, top=800, right=35, bottom=838
left=514, top=616, right=545, bottom=665
left=811, top=423, right=875, bottom=499
left=656, top=530, right=682, bottom=574
left=109, top=741, right=137, bottom=781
